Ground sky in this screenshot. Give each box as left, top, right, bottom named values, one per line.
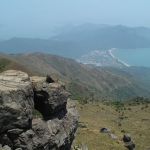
left=0, top=0, right=150, bottom=39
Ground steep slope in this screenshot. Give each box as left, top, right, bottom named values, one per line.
left=6, top=52, right=150, bottom=100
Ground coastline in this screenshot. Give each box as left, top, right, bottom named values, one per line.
left=108, top=48, right=130, bottom=67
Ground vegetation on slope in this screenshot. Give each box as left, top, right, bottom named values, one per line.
left=102, top=66, right=150, bottom=99
left=0, top=57, right=12, bottom=73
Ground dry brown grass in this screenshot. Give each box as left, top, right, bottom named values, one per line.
left=72, top=101, right=150, bottom=150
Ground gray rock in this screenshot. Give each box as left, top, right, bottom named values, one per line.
left=124, top=141, right=135, bottom=150
left=7, top=101, right=78, bottom=150
left=123, top=133, right=131, bottom=142
left=2, top=145, right=11, bottom=150
left=78, top=143, right=88, bottom=150
left=0, top=70, right=34, bottom=134
left=30, top=76, right=69, bottom=115
left=73, top=143, right=88, bottom=150
left=113, top=119, right=120, bottom=123
left=100, top=127, right=112, bottom=134
left=109, top=133, right=118, bottom=139
left=123, top=133, right=135, bottom=150
left=49, top=100, right=79, bottom=150
left=8, top=126, right=51, bottom=150
left=100, top=127, right=117, bottom=139
left=142, top=118, right=150, bottom=121
left=46, top=74, right=55, bottom=83
left=0, top=133, right=13, bottom=149
left=78, top=122, right=87, bottom=128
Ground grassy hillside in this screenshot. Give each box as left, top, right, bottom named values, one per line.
left=102, top=66, right=150, bottom=99
left=73, top=97, right=150, bottom=150
left=5, top=52, right=150, bottom=100
left=0, top=56, right=33, bottom=76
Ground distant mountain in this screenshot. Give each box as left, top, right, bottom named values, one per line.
left=3, top=52, right=150, bottom=100
left=52, top=23, right=111, bottom=34
left=134, top=26, right=150, bottom=40
left=0, top=24, right=150, bottom=59
left=0, top=39, right=5, bottom=42
left=51, top=25, right=150, bottom=53
left=0, top=37, right=81, bottom=58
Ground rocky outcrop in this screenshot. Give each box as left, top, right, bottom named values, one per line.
left=0, top=70, right=79, bottom=150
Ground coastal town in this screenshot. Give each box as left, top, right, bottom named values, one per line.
left=76, top=49, right=129, bottom=67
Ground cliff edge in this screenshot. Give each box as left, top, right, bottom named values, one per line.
left=0, top=70, right=79, bottom=150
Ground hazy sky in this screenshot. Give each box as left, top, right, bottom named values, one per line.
left=1, top=0, right=150, bottom=39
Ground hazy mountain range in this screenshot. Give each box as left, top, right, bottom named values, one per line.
left=0, top=24, right=150, bottom=59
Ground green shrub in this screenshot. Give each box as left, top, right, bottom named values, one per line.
left=34, top=109, right=42, bottom=116
left=121, top=130, right=126, bottom=133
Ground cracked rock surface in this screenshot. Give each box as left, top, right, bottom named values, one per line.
left=0, top=70, right=34, bottom=134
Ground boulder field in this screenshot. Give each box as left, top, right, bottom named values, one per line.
left=0, top=70, right=79, bottom=150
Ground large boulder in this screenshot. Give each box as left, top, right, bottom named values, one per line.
left=30, top=76, right=69, bottom=115
left=0, top=70, right=34, bottom=133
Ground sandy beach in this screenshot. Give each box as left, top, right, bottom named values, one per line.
left=108, top=48, right=130, bottom=67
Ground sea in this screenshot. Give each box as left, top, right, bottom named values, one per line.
left=111, top=48, right=150, bottom=67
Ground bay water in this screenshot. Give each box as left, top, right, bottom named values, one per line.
left=111, top=48, right=150, bottom=67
